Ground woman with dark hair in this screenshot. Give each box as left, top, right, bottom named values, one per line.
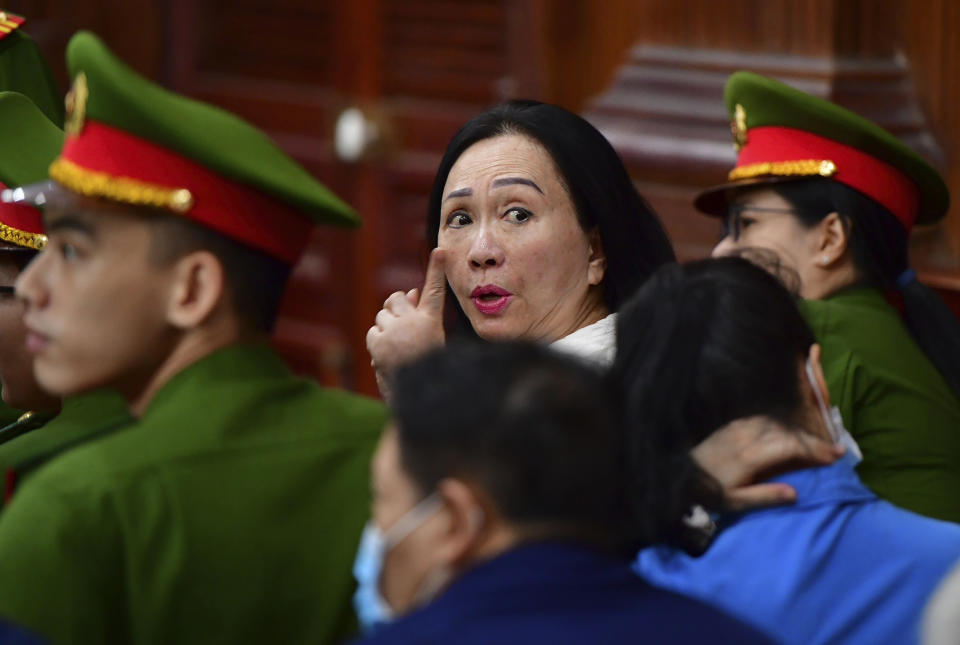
left=698, top=72, right=960, bottom=523
left=367, top=99, right=842, bottom=511
left=612, top=257, right=960, bottom=645
left=368, top=99, right=673, bottom=371
left=353, top=341, right=771, bottom=644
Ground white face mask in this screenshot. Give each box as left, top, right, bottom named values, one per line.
left=804, top=358, right=862, bottom=461
left=352, top=493, right=445, bottom=632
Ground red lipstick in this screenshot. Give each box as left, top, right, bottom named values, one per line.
left=470, top=284, right=512, bottom=315
left=24, top=329, right=49, bottom=355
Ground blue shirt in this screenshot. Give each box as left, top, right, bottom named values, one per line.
left=358, top=541, right=772, bottom=645
left=635, top=454, right=960, bottom=645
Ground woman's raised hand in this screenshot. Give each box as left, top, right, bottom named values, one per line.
left=692, top=416, right=846, bottom=511
left=367, top=249, right=449, bottom=395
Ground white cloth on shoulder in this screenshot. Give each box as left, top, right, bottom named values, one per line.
left=549, top=313, right=617, bottom=369
left=924, top=560, right=960, bottom=645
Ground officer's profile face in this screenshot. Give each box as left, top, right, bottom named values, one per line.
left=712, top=187, right=824, bottom=296
left=0, top=245, right=58, bottom=412
left=15, top=187, right=181, bottom=401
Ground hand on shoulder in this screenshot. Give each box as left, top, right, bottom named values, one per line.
left=692, top=415, right=845, bottom=511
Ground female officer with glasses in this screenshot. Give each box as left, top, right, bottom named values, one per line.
left=697, top=71, right=960, bottom=524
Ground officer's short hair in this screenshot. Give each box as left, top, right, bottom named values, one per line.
left=147, top=212, right=291, bottom=333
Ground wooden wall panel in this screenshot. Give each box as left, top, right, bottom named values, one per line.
left=193, top=1, right=335, bottom=86
left=5, top=0, right=165, bottom=88
left=383, top=0, right=506, bottom=102
left=632, top=0, right=900, bottom=57
left=900, top=0, right=960, bottom=281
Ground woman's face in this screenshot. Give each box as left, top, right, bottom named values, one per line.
left=437, top=134, right=607, bottom=342
left=712, top=187, right=826, bottom=291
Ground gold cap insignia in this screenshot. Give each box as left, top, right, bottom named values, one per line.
left=0, top=11, right=25, bottom=39
left=64, top=72, right=89, bottom=137
left=731, top=103, right=748, bottom=152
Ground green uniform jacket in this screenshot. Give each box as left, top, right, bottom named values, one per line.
left=800, top=288, right=960, bottom=523
left=0, top=343, right=387, bottom=645
left=0, top=389, right=133, bottom=502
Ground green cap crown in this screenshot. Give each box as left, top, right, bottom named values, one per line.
left=0, top=90, right=63, bottom=187
left=66, top=31, right=358, bottom=228
left=724, top=71, right=949, bottom=225
left=0, top=29, right=63, bottom=127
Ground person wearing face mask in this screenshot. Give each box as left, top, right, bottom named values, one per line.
left=612, top=257, right=960, bottom=645
left=698, top=71, right=960, bottom=523
left=353, top=341, right=773, bottom=644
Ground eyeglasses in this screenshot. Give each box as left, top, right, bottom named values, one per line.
left=722, top=204, right=805, bottom=241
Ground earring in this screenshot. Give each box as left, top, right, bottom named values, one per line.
left=820, top=255, right=830, bottom=265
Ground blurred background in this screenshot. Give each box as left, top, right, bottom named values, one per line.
left=9, top=0, right=960, bottom=396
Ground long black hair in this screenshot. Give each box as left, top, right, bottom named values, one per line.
left=609, top=257, right=816, bottom=546
left=771, top=178, right=960, bottom=398
left=427, top=100, right=675, bottom=337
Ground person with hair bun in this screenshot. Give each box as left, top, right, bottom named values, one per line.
left=613, top=257, right=960, bottom=645
left=699, top=72, right=960, bottom=523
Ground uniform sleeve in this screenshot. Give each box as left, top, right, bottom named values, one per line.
left=0, top=466, right=126, bottom=644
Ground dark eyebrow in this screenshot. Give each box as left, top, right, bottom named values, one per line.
left=44, top=213, right=97, bottom=239
left=444, top=188, right=473, bottom=202
left=491, top=177, right=544, bottom=194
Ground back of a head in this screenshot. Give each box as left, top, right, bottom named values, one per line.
left=615, top=256, right=815, bottom=445
left=427, top=100, right=675, bottom=334
left=390, top=341, right=631, bottom=548
left=610, top=257, right=815, bottom=539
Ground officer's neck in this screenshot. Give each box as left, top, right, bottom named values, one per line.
left=126, top=315, right=262, bottom=418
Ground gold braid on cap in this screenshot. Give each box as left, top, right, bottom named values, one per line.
left=729, top=159, right=838, bottom=181
left=0, top=223, right=46, bottom=251
left=49, top=158, right=195, bottom=214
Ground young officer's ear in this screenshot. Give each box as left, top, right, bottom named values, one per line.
left=165, top=250, right=227, bottom=330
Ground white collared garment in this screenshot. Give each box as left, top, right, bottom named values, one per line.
left=549, top=313, right=617, bottom=369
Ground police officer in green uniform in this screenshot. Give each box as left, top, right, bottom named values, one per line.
left=0, top=31, right=387, bottom=644
left=0, top=15, right=64, bottom=438
left=0, top=16, right=131, bottom=492
left=0, top=90, right=59, bottom=445
left=697, top=71, right=960, bottom=523
left=0, top=16, right=132, bottom=495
